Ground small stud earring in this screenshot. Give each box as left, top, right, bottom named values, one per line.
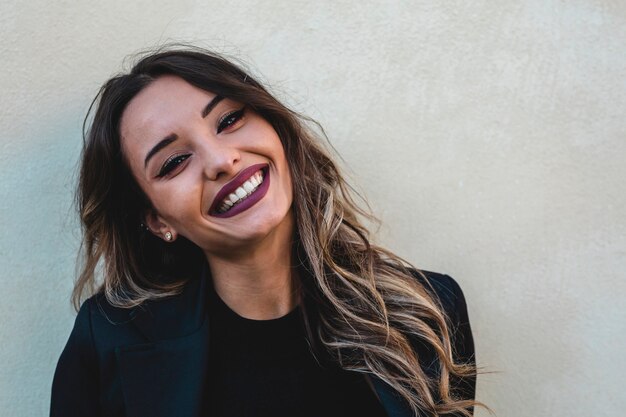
left=164, top=231, right=173, bottom=241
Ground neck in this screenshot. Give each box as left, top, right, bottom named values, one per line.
left=204, top=214, right=300, bottom=320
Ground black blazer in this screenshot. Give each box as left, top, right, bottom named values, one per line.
left=50, top=266, right=475, bottom=417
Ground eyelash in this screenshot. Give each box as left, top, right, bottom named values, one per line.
left=156, top=107, right=246, bottom=178
left=157, top=154, right=191, bottom=178
left=217, top=106, right=246, bottom=133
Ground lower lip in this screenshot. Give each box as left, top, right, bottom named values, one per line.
left=210, top=167, right=270, bottom=218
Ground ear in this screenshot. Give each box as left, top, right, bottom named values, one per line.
left=143, top=208, right=176, bottom=242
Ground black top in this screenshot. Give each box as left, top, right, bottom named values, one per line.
left=50, top=265, right=475, bottom=417
left=206, top=284, right=388, bottom=417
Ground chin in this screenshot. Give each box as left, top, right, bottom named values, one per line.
left=251, top=206, right=293, bottom=237
left=202, top=200, right=294, bottom=255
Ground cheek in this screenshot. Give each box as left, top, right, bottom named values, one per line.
left=283, top=163, right=294, bottom=195
left=278, top=150, right=292, bottom=186
left=150, top=184, right=200, bottom=221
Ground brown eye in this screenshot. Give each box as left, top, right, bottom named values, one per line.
left=217, top=107, right=245, bottom=133
left=157, top=154, right=191, bottom=178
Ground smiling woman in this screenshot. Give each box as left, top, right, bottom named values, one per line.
left=119, top=75, right=294, bottom=264
left=50, top=47, right=482, bottom=417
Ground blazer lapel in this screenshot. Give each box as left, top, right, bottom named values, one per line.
left=116, top=263, right=211, bottom=417
left=115, top=319, right=210, bottom=417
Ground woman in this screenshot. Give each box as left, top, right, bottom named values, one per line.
left=51, top=47, right=479, bottom=417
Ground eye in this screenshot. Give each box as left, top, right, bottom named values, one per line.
left=217, top=107, right=246, bottom=134
left=157, top=153, right=191, bottom=178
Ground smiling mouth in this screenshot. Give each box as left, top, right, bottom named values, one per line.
left=216, top=169, right=264, bottom=213
left=209, top=163, right=270, bottom=217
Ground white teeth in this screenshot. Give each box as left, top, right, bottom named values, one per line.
left=235, top=188, right=247, bottom=199
left=216, top=169, right=266, bottom=213
left=243, top=181, right=255, bottom=193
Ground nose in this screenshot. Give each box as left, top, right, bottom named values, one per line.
left=201, top=141, right=241, bottom=181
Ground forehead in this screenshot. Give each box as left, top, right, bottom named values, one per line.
left=120, top=76, right=215, bottom=138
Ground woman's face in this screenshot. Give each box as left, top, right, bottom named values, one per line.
left=119, top=75, right=294, bottom=258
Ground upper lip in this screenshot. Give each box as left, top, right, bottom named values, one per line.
left=209, top=163, right=268, bottom=214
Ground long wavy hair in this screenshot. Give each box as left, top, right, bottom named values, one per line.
left=75, top=46, right=479, bottom=416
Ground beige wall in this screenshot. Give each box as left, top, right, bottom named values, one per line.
left=1, top=1, right=624, bottom=416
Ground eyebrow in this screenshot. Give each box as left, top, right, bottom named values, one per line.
left=202, top=95, right=224, bottom=118
left=143, top=95, right=225, bottom=169
left=144, top=134, right=177, bottom=168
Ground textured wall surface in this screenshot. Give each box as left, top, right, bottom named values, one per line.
left=1, top=1, right=624, bottom=416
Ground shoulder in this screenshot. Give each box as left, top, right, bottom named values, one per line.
left=409, top=269, right=469, bottom=325
left=407, top=268, right=475, bottom=364
left=74, top=273, right=208, bottom=346
left=56, top=296, right=100, bottom=364
left=53, top=293, right=137, bottom=361
left=76, top=292, right=132, bottom=324
left=79, top=291, right=135, bottom=330
left=60, top=292, right=147, bottom=358
left=406, top=268, right=477, bottom=401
